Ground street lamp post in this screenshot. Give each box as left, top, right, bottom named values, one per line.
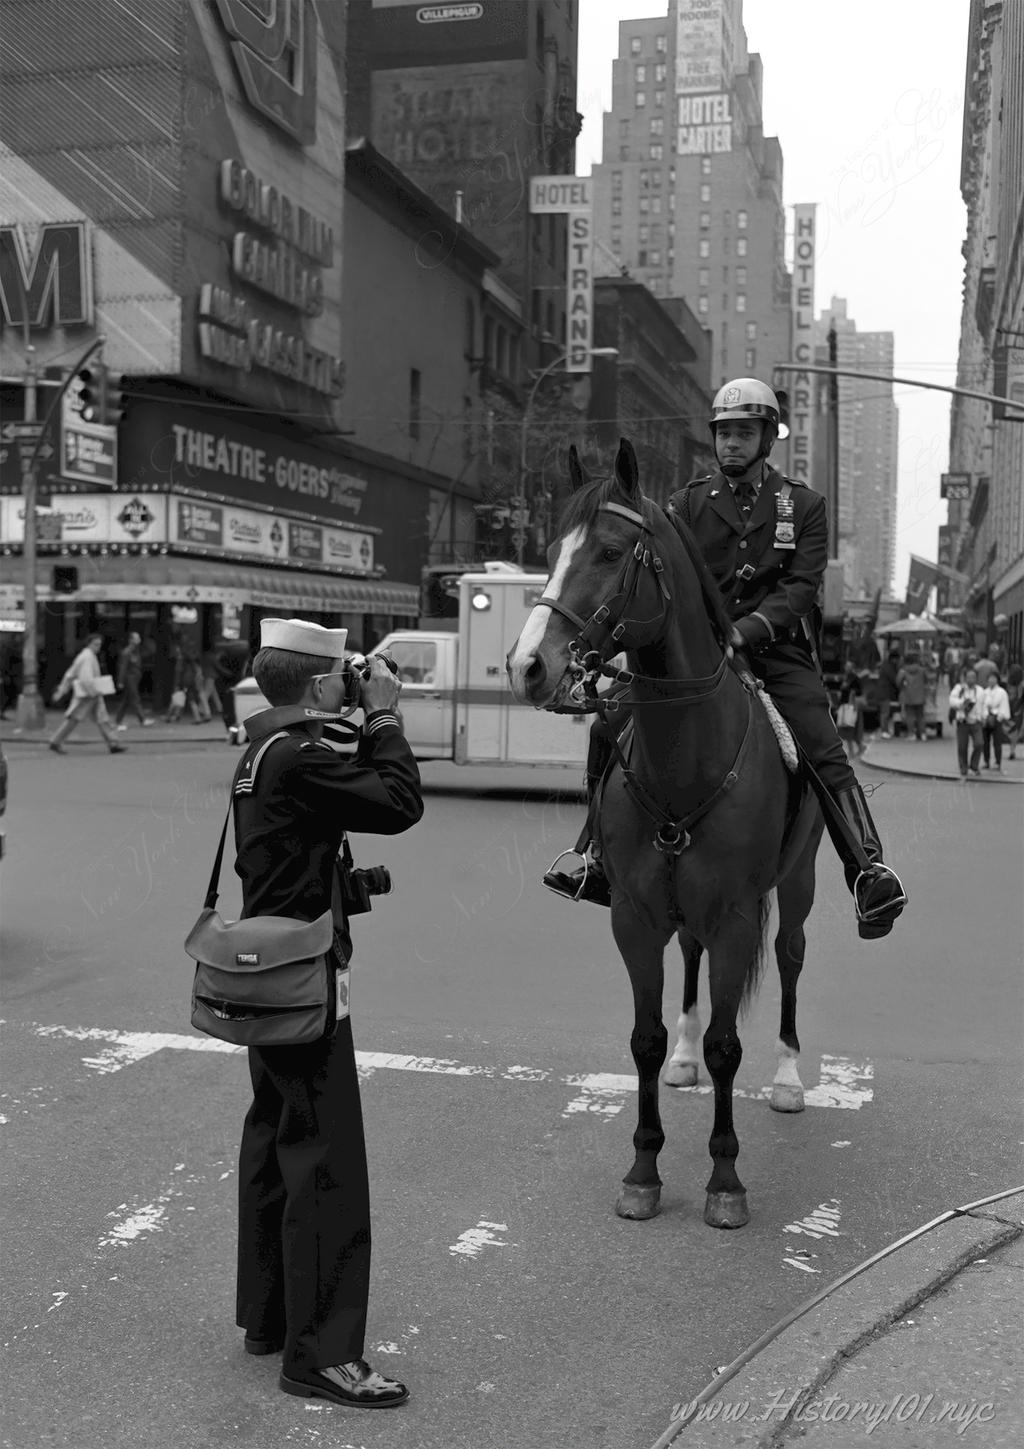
left=516, top=346, right=618, bottom=567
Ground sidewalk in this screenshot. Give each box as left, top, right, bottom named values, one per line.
left=648, top=1188, right=1024, bottom=1448
left=0, top=707, right=235, bottom=749
left=860, top=730, right=1024, bottom=785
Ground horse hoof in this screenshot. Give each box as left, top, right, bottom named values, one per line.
left=770, top=1084, right=805, bottom=1113
left=664, top=1060, right=699, bottom=1088
left=616, top=1184, right=662, bottom=1220
left=704, top=1190, right=749, bottom=1229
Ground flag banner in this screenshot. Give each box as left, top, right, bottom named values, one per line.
left=902, top=555, right=940, bottom=617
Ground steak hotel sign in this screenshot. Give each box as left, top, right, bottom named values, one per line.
left=529, top=177, right=594, bottom=374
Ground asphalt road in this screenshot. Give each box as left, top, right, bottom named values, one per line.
left=2, top=742, right=1022, bottom=1449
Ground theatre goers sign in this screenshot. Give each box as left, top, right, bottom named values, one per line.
left=529, top=177, right=594, bottom=374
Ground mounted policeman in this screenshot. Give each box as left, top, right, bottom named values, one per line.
left=544, top=376, right=908, bottom=940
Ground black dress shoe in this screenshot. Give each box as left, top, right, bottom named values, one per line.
left=108, top=743, right=127, bottom=754
left=280, top=1358, right=408, bottom=1408
left=542, top=859, right=611, bottom=907
left=244, top=1334, right=284, bottom=1356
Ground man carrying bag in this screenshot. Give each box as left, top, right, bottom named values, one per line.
left=225, top=618, right=422, bottom=1408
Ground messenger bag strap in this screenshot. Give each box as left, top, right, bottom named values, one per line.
left=204, top=730, right=292, bottom=910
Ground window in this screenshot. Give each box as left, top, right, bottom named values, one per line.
left=700, top=182, right=711, bottom=202
left=701, top=156, right=712, bottom=175
left=650, top=143, right=663, bottom=159
left=745, top=347, right=757, bottom=370
left=652, top=169, right=662, bottom=186
left=611, top=170, right=622, bottom=190
left=611, top=228, right=622, bottom=246
left=668, top=192, right=675, bottom=210
left=736, top=293, right=747, bottom=312
left=650, top=117, right=664, bottom=135
left=723, top=210, right=731, bottom=227
left=655, top=89, right=665, bottom=107
left=699, top=211, right=710, bottom=229
left=631, top=36, right=642, bottom=54
left=746, top=321, right=757, bottom=340
left=619, top=145, right=630, bottom=159
left=649, top=277, right=661, bottom=295
left=619, top=119, right=629, bottom=137
left=668, top=165, right=676, bottom=183
left=640, top=168, right=649, bottom=189
left=612, top=197, right=622, bottom=215
left=667, top=220, right=675, bottom=236
left=638, top=249, right=648, bottom=265
left=385, top=638, right=437, bottom=684
left=737, top=209, right=748, bottom=229
left=639, top=223, right=649, bottom=242
left=667, top=246, right=674, bottom=262
left=699, top=268, right=709, bottom=286
left=736, top=266, right=747, bottom=285
left=636, top=90, right=646, bottom=107
left=736, top=236, right=747, bottom=256
left=409, top=368, right=421, bottom=441
left=698, top=238, right=710, bottom=257
left=650, top=249, right=661, bottom=265
left=655, top=61, right=667, bottom=80
left=636, top=64, right=646, bottom=82
left=656, top=33, right=667, bottom=52
left=698, top=295, right=709, bottom=315
left=652, top=196, right=662, bottom=213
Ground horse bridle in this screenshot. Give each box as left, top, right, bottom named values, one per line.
left=538, top=497, right=755, bottom=858
left=538, top=499, right=728, bottom=711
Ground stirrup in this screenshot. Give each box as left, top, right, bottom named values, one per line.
left=543, top=848, right=592, bottom=901
left=853, top=865, right=908, bottom=924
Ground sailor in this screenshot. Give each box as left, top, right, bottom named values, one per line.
left=544, top=378, right=908, bottom=940
left=231, top=617, right=422, bottom=1407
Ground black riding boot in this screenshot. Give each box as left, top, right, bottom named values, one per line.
left=829, top=783, right=908, bottom=939
left=541, top=725, right=618, bottom=907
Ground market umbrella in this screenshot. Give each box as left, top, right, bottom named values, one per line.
left=873, top=616, right=961, bottom=638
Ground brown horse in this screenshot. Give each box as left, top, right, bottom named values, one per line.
left=507, top=440, right=824, bottom=1228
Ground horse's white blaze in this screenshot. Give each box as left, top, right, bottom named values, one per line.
left=507, top=525, right=586, bottom=691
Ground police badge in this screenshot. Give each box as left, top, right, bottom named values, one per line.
left=774, top=486, right=796, bottom=549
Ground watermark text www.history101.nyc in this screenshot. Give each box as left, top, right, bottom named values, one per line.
left=669, top=1390, right=997, bottom=1436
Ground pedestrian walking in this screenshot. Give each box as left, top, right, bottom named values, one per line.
left=835, top=659, right=866, bottom=757
left=876, top=649, right=901, bottom=738
left=943, top=642, right=963, bottom=690
left=973, top=646, right=999, bottom=688
left=196, top=649, right=222, bottom=722
left=48, top=634, right=127, bottom=755
left=210, top=637, right=251, bottom=742
left=949, top=667, right=984, bottom=779
left=980, top=672, right=1011, bottom=772
left=114, top=632, right=153, bottom=728
left=897, top=651, right=927, bottom=740
left=231, top=617, right=422, bottom=1408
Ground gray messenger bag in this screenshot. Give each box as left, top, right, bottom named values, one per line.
left=186, top=792, right=338, bottom=1048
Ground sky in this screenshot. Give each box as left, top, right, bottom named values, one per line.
left=575, top=0, right=970, bottom=598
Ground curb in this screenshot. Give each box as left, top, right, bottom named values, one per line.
left=859, top=747, right=1024, bottom=785
left=647, top=1197, right=1024, bottom=1448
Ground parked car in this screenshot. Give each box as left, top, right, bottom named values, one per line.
left=0, top=741, right=8, bottom=860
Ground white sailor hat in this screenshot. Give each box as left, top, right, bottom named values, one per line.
left=259, top=617, right=348, bottom=659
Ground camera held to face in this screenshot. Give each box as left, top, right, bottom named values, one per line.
left=337, top=651, right=399, bottom=708
left=335, top=834, right=392, bottom=917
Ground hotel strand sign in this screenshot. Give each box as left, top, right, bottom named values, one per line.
left=529, top=176, right=595, bottom=374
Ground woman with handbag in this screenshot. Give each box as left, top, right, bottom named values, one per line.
left=48, top=633, right=127, bottom=755
left=835, top=660, right=866, bottom=757
left=221, top=617, right=422, bottom=1410
left=980, top=672, right=1011, bottom=773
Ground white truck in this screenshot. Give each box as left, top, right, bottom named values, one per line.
left=234, top=564, right=592, bottom=767
left=374, top=564, right=591, bottom=766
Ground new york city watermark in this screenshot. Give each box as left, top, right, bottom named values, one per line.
left=669, top=1390, right=996, bottom=1436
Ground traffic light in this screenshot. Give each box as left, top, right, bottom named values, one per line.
left=67, top=366, right=100, bottom=421
left=99, top=370, right=128, bottom=427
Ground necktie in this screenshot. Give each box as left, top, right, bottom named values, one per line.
left=735, top=482, right=756, bottom=516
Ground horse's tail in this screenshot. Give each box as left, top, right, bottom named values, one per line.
left=740, top=893, right=773, bottom=1015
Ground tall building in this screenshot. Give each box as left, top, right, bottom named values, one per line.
left=348, top=0, right=582, bottom=333
left=591, top=0, right=790, bottom=390
left=821, top=298, right=899, bottom=601
left=949, top=0, right=1024, bottom=656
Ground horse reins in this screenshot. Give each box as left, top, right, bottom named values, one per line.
left=538, top=499, right=756, bottom=862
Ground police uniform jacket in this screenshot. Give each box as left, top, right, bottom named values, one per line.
left=232, top=707, right=423, bottom=926
left=668, top=464, right=827, bottom=656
